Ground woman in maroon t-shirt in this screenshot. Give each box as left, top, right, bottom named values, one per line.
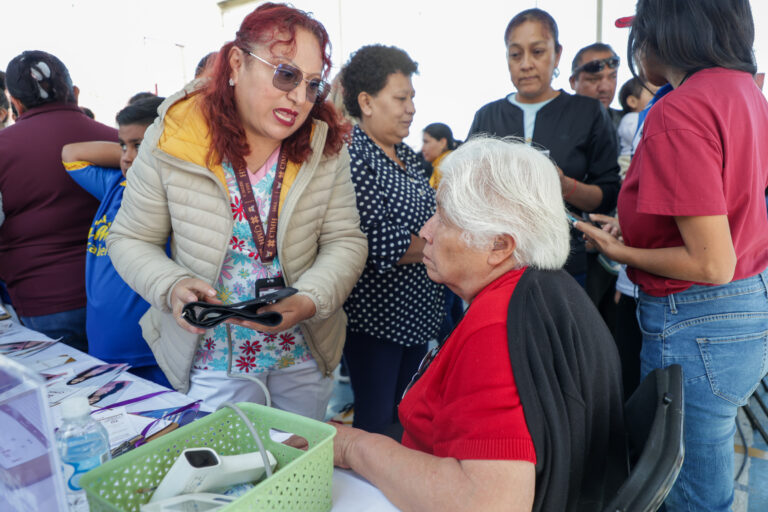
left=0, top=51, right=118, bottom=352
left=577, top=1, right=768, bottom=511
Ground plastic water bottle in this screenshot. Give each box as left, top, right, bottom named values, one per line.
left=55, top=396, right=111, bottom=511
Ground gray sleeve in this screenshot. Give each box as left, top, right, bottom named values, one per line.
left=0, top=190, right=4, bottom=227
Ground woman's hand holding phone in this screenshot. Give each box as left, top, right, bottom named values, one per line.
left=589, top=213, right=622, bottom=239
left=572, top=213, right=628, bottom=263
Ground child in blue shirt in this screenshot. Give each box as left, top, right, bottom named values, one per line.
left=62, top=97, right=171, bottom=387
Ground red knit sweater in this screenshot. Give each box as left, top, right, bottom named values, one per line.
left=399, top=268, right=536, bottom=463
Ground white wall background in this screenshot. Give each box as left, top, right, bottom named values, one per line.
left=4, top=0, right=767, bottom=150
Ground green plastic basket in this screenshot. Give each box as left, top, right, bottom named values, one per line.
left=80, top=402, right=336, bottom=512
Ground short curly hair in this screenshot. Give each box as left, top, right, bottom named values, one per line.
left=341, top=45, right=418, bottom=118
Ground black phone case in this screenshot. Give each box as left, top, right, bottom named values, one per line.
left=181, top=287, right=298, bottom=328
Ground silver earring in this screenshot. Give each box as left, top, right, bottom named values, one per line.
left=553, top=67, right=560, bottom=78
left=228, top=78, right=235, bottom=86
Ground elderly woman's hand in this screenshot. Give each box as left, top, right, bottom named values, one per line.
left=234, top=293, right=317, bottom=334
left=171, top=277, right=221, bottom=334
left=283, top=422, right=365, bottom=469
left=330, top=423, right=366, bottom=469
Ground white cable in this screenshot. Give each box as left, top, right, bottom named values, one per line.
left=225, top=323, right=272, bottom=407
left=215, top=401, right=274, bottom=479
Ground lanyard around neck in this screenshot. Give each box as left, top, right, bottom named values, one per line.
left=233, top=148, right=287, bottom=263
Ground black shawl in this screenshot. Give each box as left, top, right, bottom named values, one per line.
left=507, top=268, right=627, bottom=511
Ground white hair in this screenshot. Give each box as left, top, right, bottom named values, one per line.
left=437, top=136, right=571, bottom=270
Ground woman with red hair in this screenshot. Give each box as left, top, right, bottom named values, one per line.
left=107, top=3, right=367, bottom=419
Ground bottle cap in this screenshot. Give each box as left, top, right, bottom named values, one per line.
left=61, top=396, right=91, bottom=420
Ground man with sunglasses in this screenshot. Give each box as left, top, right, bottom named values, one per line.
left=569, top=43, right=623, bottom=340
left=570, top=43, right=623, bottom=131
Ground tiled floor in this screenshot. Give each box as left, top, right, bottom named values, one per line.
left=326, top=370, right=768, bottom=510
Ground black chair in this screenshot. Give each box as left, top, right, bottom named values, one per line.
left=603, top=364, right=685, bottom=512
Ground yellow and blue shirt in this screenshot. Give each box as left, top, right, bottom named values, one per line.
left=64, top=161, right=164, bottom=372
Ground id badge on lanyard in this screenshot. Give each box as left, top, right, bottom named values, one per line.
left=255, top=277, right=286, bottom=298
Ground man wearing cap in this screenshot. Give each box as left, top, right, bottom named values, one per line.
left=570, top=43, right=623, bottom=131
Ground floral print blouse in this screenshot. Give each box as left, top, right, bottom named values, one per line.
left=192, top=155, right=312, bottom=374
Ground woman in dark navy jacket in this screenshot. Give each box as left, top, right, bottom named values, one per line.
left=468, top=8, right=620, bottom=283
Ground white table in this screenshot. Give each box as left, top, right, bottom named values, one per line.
left=1, top=322, right=398, bottom=511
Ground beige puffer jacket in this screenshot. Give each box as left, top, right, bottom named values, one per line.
left=107, top=83, right=367, bottom=393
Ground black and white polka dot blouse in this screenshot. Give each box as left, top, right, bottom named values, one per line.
left=343, top=126, right=445, bottom=346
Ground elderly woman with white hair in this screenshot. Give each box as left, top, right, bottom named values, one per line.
left=325, top=137, right=626, bottom=511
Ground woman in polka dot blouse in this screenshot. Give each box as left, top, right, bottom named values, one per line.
left=340, top=45, right=445, bottom=435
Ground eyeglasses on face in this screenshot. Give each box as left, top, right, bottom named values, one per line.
left=240, top=48, right=330, bottom=104
left=572, top=56, right=620, bottom=76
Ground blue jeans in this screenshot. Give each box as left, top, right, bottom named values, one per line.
left=21, top=307, right=88, bottom=353
left=637, top=269, right=768, bottom=512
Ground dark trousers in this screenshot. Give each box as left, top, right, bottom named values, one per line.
left=614, top=294, right=643, bottom=400
left=586, top=253, right=618, bottom=338
left=437, top=287, right=464, bottom=341
left=343, top=329, right=427, bottom=435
